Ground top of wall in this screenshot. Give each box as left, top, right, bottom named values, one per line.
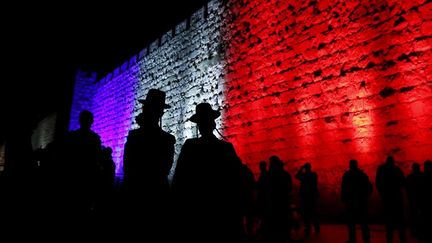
left=97, top=0, right=223, bottom=85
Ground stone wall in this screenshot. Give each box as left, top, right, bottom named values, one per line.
left=69, top=0, right=432, bottom=211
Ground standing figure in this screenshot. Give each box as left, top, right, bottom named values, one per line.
left=341, top=159, right=372, bottom=243
left=172, top=102, right=243, bottom=241
left=260, top=155, right=292, bottom=242
left=295, top=162, right=320, bottom=237
left=60, top=110, right=102, bottom=216
left=376, top=156, right=406, bottom=243
left=405, top=162, right=423, bottom=238
left=122, top=89, right=175, bottom=241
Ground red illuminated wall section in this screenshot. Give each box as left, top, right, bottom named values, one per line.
left=222, top=0, right=432, bottom=202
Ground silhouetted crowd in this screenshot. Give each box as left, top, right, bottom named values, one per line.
left=0, top=89, right=431, bottom=243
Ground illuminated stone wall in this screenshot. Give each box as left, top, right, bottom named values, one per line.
left=223, top=0, right=432, bottom=204
left=69, top=0, right=432, bottom=211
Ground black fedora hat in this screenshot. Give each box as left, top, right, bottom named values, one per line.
left=189, top=102, right=220, bottom=123
left=138, top=89, right=171, bottom=109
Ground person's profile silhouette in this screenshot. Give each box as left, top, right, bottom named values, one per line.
left=172, top=102, right=243, bottom=241
left=122, top=89, right=175, bottom=241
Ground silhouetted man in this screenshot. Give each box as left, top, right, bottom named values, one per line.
left=341, top=159, right=372, bottom=243
left=295, top=162, right=320, bottom=236
left=376, top=156, right=406, bottom=243
left=62, top=110, right=102, bottom=234
left=260, top=155, right=292, bottom=243
left=172, top=102, right=243, bottom=242
left=122, top=89, right=175, bottom=241
left=405, top=162, right=423, bottom=238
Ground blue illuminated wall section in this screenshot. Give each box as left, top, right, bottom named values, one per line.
left=91, top=58, right=138, bottom=175
left=69, top=71, right=97, bottom=131
left=69, top=60, right=138, bottom=176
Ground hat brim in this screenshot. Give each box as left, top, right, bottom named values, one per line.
left=189, top=110, right=220, bottom=123
left=138, top=99, right=171, bottom=108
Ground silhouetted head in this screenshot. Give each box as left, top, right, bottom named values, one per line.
left=349, top=159, right=358, bottom=170
left=269, top=155, right=284, bottom=171
left=304, top=162, right=312, bottom=172
left=189, top=103, right=220, bottom=137
left=139, top=89, right=170, bottom=110
left=259, top=161, right=267, bottom=172
left=139, top=89, right=170, bottom=124
left=424, top=160, right=432, bottom=174
left=386, top=156, right=395, bottom=166
left=412, top=162, right=421, bottom=173
left=79, top=110, right=94, bottom=130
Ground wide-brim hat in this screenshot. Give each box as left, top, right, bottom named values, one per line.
left=189, top=102, right=220, bottom=123
left=138, top=89, right=171, bottom=109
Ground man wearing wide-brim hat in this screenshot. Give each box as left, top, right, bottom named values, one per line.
left=138, top=88, right=171, bottom=112
left=171, top=102, right=244, bottom=241
left=122, top=88, right=175, bottom=241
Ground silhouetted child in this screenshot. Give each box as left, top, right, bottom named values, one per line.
left=295, top=162, right=320, bottom=237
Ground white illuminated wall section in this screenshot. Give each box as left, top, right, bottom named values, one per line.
left=134, top=3, right=226, bottom=178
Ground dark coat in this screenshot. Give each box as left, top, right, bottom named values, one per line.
left=341, top=168, right=373, bottom=205
left=172, top=136, right=243, bottom=240
left=123, top=127, right=175, bottom=194
left=296, top=170, right=319, bottom=201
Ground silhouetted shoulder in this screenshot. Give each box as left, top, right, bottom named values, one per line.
left=342, top=169, right=350, bottom=178
left=214, top=139, right=236, bottom=151
left=127, top=128, right=141, bottom=137
left=184, top=137, right=199, bottom=143
left=68, top=129, right=101, bottom=144
left=177, top=138, right=196, bottom=154
left=161, top=130, right=175, bottom=144
left=125, top=129, right=144, bottom=143
left=90, top=130, right=101, bottom=140
left=220, top=139, right=235, bottom=148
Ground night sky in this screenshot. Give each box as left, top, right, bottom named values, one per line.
left=1, top=0, right=208, bottom=139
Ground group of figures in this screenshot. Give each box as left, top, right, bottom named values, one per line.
left=341, top=157, right=432, bottom=243
left=1, top=88, right=431, bottom=243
